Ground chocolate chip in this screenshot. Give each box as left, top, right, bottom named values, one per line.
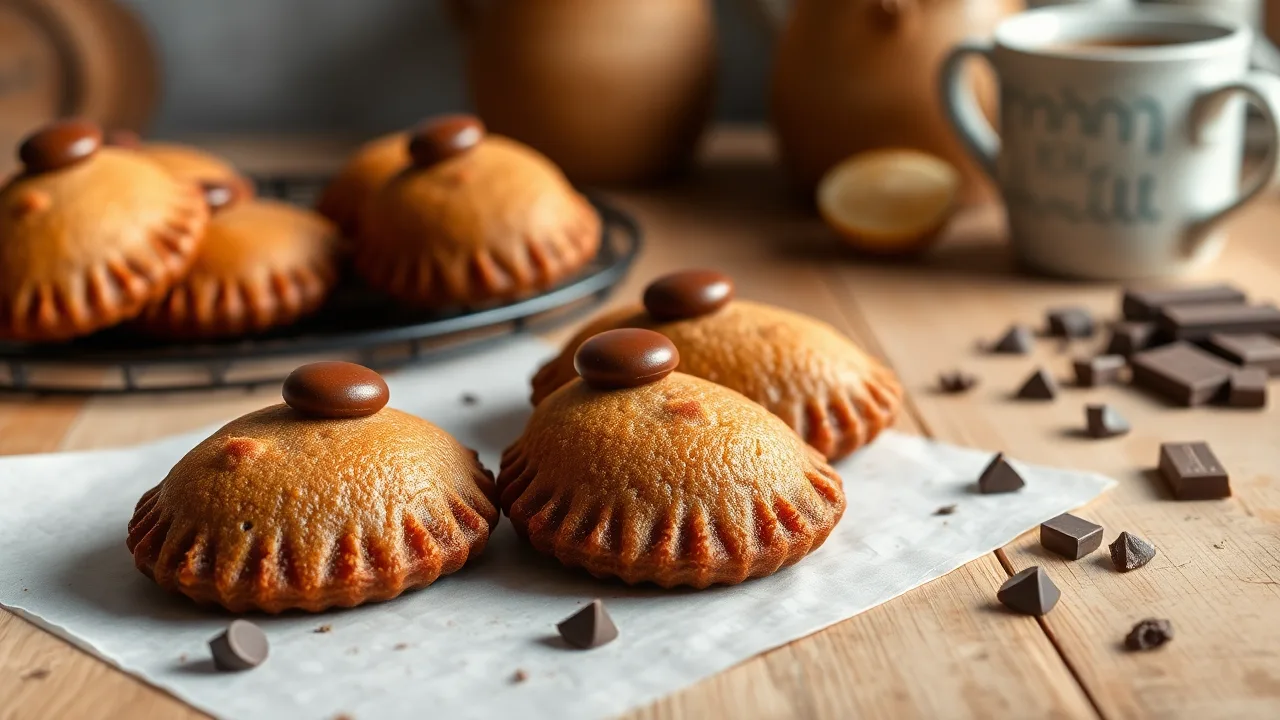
left=938, top=370, right=978, bottom=394
left=1158, top=442, right=1230, bottom=500
left=978, top=452, right=1025, bottom=494
left=643, top=270, right=735, bottom=321
left=1125, top=618, right=1173, bottom=651
left=282, top=362, right=390, bottom=419
left=1109, top=531, right=1157, bottom=572
left=209, top=620, right=269, bottom=672
left=1073, top=355, right=1126, bottom=387
left=1047, top=307, right=1095, bottom=338
left=991, top=324, right=1034, bottom=354
left=1086, top=404, right=1130, bottom=439
left=201, top=181, right=236, bottom=213
left=409, top=115, right=485, bottom=168
left=556, top=599, right=619, bottom=649
left=18, top=119, right=103, bottom=173
left=1040, top=513, right=1103, bottom=560
left=997, top=567, right=1060, bottom=616
left=1016, top=368, right=1058, bottom=400
left=574, top=329, right=679, bottom=390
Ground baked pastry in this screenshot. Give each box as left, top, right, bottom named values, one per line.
left=0, top=120, right=209, bottom=341
left=499, top=329, right=845, bottom=588
left=133, top=194, right=340, bottom=339
left=316, top=131, right=408, bottom=236
left=355, top=115, right=601, bottom=308
left=531, top=270, right=903, bottom=460
left=127, top=362, right=499, bottom=613
left=134, top=141, right=255, bottom=207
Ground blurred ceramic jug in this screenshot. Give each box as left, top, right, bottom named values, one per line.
left=455, top=0, right=716, bottom=185
left=771, top=0, right=1023, bottom=202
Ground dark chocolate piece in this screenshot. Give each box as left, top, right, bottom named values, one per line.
left=1073, top=355, right=1126, bottom=387
left=1040, top=513, right=1103, bottom=560
left=1206, top=333, right=1280, bottom=375
left=643, top=270, right=734, bottom=321
left=209, top=620, right=269, bottom=672
left=1122, top=284, right=1247, bottom=321
left=1158, top=303, right=1280, bottom=342
left=1106, top=321, right=1158, bottom=357
left=19, top=119, right=103, bottom=173
left=1016, top=368, right=1058, bottom=400
left=574, top=329, right=679, bottom=390
left=556, top=599, right=619, bottom=649
left=1130, top=342, right=1234, bottom=407
left=1125, top=618, right=1173, bottom=651
left=978, top=453, right=1025, bottom=494
left=934, top=504, right=957, bottom=516
left=1159, top=442, right=1230, bottom=499
left=1086, top=404, right=1130, bottom=439
left=461, top=392, right=479, bottom=406
left=409, top=114, right=485, bottom=168
left=1227, top=368, right=1267, bottom=408
left=282, top=362, right=390, bottom=419
left=1109, top=531, right=1157, bottom=572
left=992, top=325, right=1034, bottom=354
left=938, top=370, right=978, bottom=394
left=997, top=567, right=1060, bottom=616
left=1047, top=307, right=1095, bottom=338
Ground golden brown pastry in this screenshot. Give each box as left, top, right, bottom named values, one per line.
left=355, top=115, right=601, bottom=309
left=0, top=120, right=209, bottom=342
left=134, top=195, right=340, bottom=339
left=531, top=270, right=903, bottom=461
left=499, top=329, right=845, bottom=588
left=134, top=141, right=255, bottom=207
left=316, top=131, right=408, bottom=236
left=127, top=362, right=499, bottom=613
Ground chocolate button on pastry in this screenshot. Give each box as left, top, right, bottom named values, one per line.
left=132, top=198, right=340, bottom=339
left=0, top=119, right=209, bottom=341
left=316, top=131, right=410, bottom=237
left=135, top=142, right=255, bottom=208
left=499, top=329, right=846, bottom=588
left=531, top=270, right=903, bottom=461
left=355, top=114, right=601, bottom=309
left=126, top=362, right=499, bottom=613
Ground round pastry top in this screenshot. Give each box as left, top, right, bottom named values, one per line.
left=186, top=199, right=338, bottom=279
left=408, top=115, right=485, bottom=168
left=283, top=361, right=389, bottom=419
left=18, top=119, right=102, bottom=173
left=643, top=269, right=734, bottom=321
left=574, top=329, right=679, bottom=390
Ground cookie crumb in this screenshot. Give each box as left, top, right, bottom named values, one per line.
left=315, top=624, right=332, bottom=634
left=1125, top=618, right=1173, bottom=651
left=393, top=643, right=409, bottom=651
left=512, top=669, right=529, bottom=683
left=934, top=504, right=957, bottom=516
left=461, top=393, right=479, bottom=406
left=21, top=668, right=51, bottom=681
left=1213, top=542, right=1225, bottom=550
left=178, top=654, right=188, bottom=663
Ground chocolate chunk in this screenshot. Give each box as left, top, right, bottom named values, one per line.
left=643, top=270, right=734, bottom=321
left=1228, top=368, right=1267, bottom=408
left=19, top=119, right=103, bottom=173
left=934, top=504, right=957, bottom=516
left=201, top=181, right=236, bottom=213
left=992, top=325, right=1034, bottom=354
left=1016, top=368, right=1058, bottom=400
left=1122, top=284, right=1246, bottom=321
left=556, top=599, right=618, bottom=649
left=1131, top=342, right=1234, bottom=406
left=574, top=329, right=679, bottom=390
left=1206, top=333, right=1280, bottom=375
left=1159, top=442, right=1230, bottom=499
left=209, top=620, right=269, bottom=672
left=997, top=567, right=1060, bottom=616
left=1125, top=618, right=1173, bottom=651
left=1073, top=355, right=1126, bottom=387
left=1109, top=531, right=1157, bottom=572
left=1086, top=404, right=1130, bottom=439
left=1106, top=321, right=1158, bottom=357
left=938, top=370, right=978, bottom=394
left=1040, top=513, right=1103, bottom=560
left=978, top=453, right=1025, bottom=494
left=409, top=114, right=485, bottom=168
left=1159, top=303, right=1280, bottom=342
left=1047, top=307, right=1095, bottom=338
left=282, top=362, right=390, bottom=419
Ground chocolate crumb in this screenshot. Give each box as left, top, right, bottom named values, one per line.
left=938, top=371, right=978, bottom=394
left=1213, top=542, right=1225, bottom=550
left=394, top=643, right=409, bottom=651
left=178, top=654, right=188, bottom=663
left=513, top=669, right=529, bottom=683
left=934, top=504, right=957, bottom=516
left=315, top=624, right=332, bottom=634
left=461, top=393, right=479, bottom=406
left=1125, top=618, right=1173, bottom=651
left=20, top=668, right=51, bottom=681
left=333, top=714, right=355, bottom=720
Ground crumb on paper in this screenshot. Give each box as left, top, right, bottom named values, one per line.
left=346, top=647, right=359, bottom=656
left=1213, top=542, right=1225, bottom=550
left=178, top=654, right=188, bottom=663
left=315, top=624, right=333, bottom=634
left=333, top=714, right=355, bottom=720
left=461, top=393, right=479, bottom=406
left=393, top=643, right=409, bottom=651
left=21, top=668, right=51, bottom=681
left=934, top=504, right=957, bottom=516
left=512, top=669, right=529, bottom=684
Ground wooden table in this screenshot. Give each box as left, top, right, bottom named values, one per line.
left=3, top=128, right=1279, bottom=719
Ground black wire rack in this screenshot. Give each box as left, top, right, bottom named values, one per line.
left=0, top=176, right=642, bottom=395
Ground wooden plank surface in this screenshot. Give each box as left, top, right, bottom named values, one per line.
left=6, top=127, right=1277, bottom=718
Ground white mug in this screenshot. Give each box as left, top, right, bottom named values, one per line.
left=940, top=6, right=1280, bottom=279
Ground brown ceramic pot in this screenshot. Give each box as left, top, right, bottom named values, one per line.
left=459, top=0, right=716, bottom=186
left=771, top=0, right=1022, bottom=203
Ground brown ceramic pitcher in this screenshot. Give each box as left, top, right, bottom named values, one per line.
left=771, top=0, right=1022, bottom=201
left=453, top=0, right=717, bottom=185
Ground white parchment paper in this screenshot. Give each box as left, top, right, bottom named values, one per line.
left=0, top=337, right=1113, bottom=720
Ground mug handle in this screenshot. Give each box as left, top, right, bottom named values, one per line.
left=1187, top=71, right=1280, bottom=252
left=939, top=39, right=1000, bottom=180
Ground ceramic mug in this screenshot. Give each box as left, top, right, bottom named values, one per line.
left=939, top=6, right=1280, bottom=279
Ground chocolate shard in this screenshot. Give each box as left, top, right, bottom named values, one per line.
left=992, top=325, right=1034, bottom=354
left=1227, top=368, right=1268, bottom=409
left=1016, top=368, right=1058, bottom=400
left=1159, top=303, right=1280, bottom=342
left=1106, top=321, right=1158, bottom=358
left=556, top=599, right=619, bottom=649
left=997, top=567, right=1060, bottom=616
left=1086, top=404, right=1130, bottom=439
left=939, top=370, right=978, bottom=394
left=1073, top=355, right=1126, bottom=387
left=978, top=452, right=1025, bottom=494
left=1125, top=618, right=1174, bottom=651
left=1206, top=333, right=1280, bottom=375
left=209, top=620, right=269, bottom=672
left=1159, top=442, right=1230, bottom=500
left=1122, top=284, right=1247, bottom=321
left=1131, top=342, right=1235, bottom=407
left=1047, top=307, right=1096, bottom=338
left=1109, top=531, right=1157, bottom=572
left=1040, top=513, right=1104, bottom=560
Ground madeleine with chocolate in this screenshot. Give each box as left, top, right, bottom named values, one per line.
left=127, top=362, right=498, bottom=613
left=531, top=270, right=903, bottom=460
left=500, top=329, right=845, bottom=588
left=0, top=119, right=209, bottom=341
left=354, top=114, right=601, bottom=309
